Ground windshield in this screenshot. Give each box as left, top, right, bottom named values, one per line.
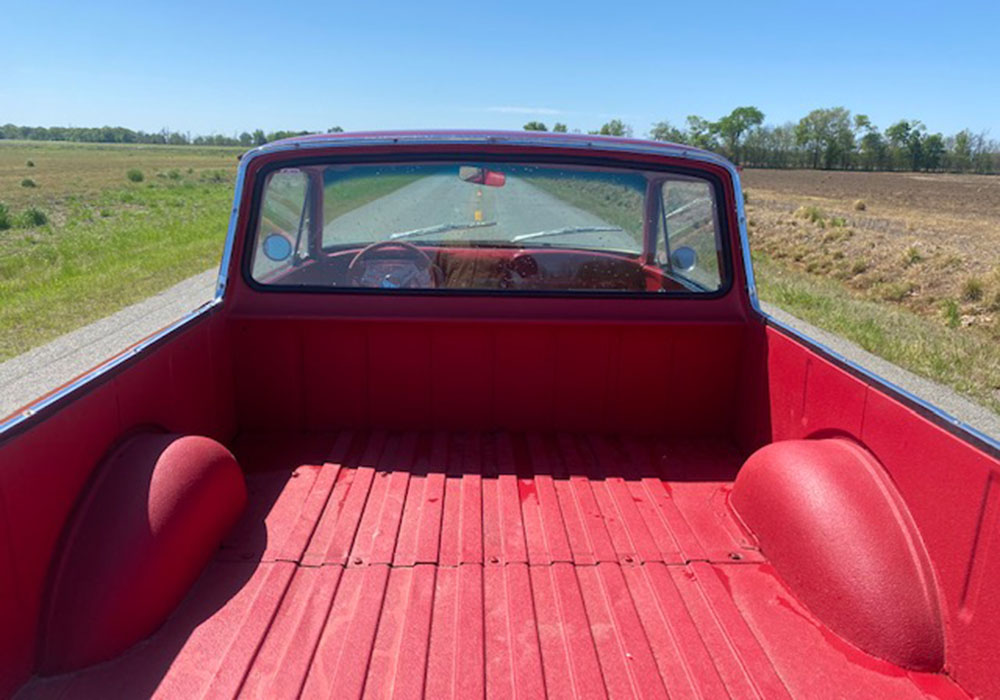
left=321, top=164, right=644, bottom=252
left=249, top=161, right=726, bottom=294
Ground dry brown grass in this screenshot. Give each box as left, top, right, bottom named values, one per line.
left=743, top=169, right=1000, bottom=333
left=0, top=141, right=241, bottom=209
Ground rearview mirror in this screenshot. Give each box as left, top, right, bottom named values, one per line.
left=458, top=166, right=506, bottom=187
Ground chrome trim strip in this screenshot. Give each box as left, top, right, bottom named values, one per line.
left=215, top=149, right=253, bottom=300
left=729, top=166, right=759, bottom=310
left=0, top=300, right=220, bottom=437
left=761, top=312, right=1000, bottom=455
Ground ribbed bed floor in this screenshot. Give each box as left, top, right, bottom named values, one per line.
left=19, top=431, right=964, bottom=699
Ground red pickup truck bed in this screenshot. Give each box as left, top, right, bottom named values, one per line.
left=18, top=430, right=963, bottom=699
left=5, top=134, right=996, bottom=698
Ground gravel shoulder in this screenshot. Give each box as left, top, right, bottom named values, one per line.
left=0, top=269, right=216, bottom=419
left=762, top=301, right=1000, bottom=443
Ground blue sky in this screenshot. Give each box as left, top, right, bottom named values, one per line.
left=4, top=0, right=998, bottom=138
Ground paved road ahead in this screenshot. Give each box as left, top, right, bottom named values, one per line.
left=253, top=173, right=639, bottom=280
left=324, top=174, right=640, bottom=251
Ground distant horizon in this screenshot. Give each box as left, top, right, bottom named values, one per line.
left=3, top=108, right=996, bottom=143
left=4, top=104, right=997, bottom=144
left=5, top=1, right=998, bottom=138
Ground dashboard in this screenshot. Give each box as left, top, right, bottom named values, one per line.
left=264, top=244, right=686, bottom=294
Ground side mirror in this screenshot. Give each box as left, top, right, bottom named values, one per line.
left=262, top=232, right=293, bottom=262
left=669, top=246, right=698, bottom=272
left=458, top=166, right=506, bottom=187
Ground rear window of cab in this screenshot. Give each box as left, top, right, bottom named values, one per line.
left=249, top=160, right=728, bottom=295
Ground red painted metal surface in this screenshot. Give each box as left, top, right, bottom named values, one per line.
left=16, top=431, right=965, bottom=699
left=39, top=433, right=246, bottom=674
left=764, top=328, right=1000, bottom=698
left=229, top=318, right=748, bottom=436
left=732, top=438, right=944, bottom=670
left=0, top=313, right=235, bottom=697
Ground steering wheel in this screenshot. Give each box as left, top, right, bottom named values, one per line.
left=346, top=240, right=443, bottom=288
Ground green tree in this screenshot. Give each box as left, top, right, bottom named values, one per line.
left=266, top=130, right=311, bottom=142
left=238, top=132, right=253, bottom=146
left=951, top=129, right=973, bottom=172
left=649, top=120, right=686, bottom=143
left=552, top=123, right=568, bottom=133
left=591, top=119, right=631, bottom=137
left=795, top=107, right=854, bottom=169
left=252, top=129, right=267, bottom=146
left=853, top=115, right=886, bottom=170
left=858, top=130, right=887, bottom=170
left=923, top=133, right=946, bottom=171
left=795, top=113, right=823, bottom=168
left=741, top=124, right=796, bottom=167
left=684, top=116, right=717, bottom=150
left=714, top=106, right=764, bottom=164
left=523, top=121, right=548, bottom=131
left=886, top=120, right=926, bottom=170
left=328, top=126, right=344, bottom=133
left=885, top=119, right=911, bottom=168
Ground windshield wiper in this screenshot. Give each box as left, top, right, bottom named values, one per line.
left=663, top=196, right=712, bottom=221
left=510, top=225, right=622, bottom=243
left=388, top=221, right=497, bottom=240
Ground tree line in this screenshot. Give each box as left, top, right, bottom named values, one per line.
left=3, top=111, right=997, bottom=173
left=0, top=124, right=344, bottom=147
left=525, top=108, right=1000, bottom=174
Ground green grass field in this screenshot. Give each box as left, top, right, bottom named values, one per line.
left=754, top=253, right=1000, bottom=413
left=0, top=141, right=241, bottom=360
left=0, top=143, right=423, bottom=361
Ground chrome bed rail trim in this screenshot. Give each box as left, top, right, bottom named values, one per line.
left=759, top=311, right=1000, bottom=456
left=215, top=154, right=249, bottom=301
left=0, top=300, right=220, bottom=438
